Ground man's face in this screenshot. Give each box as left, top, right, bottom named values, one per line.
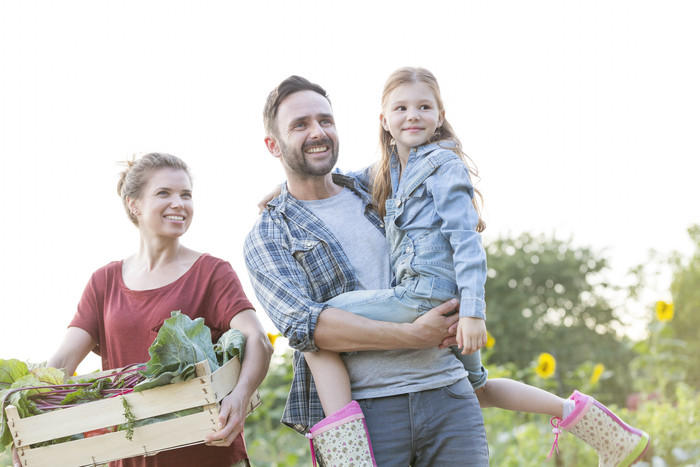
left=268, top=90, right=339, bottom=178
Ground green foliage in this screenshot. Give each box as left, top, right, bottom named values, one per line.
left=666, top=225, right=700, bottom=388
left=484, top=233, right=635, bottom=404
left=0, top=445, right=11, bottom=467
left=246, top=351, right=311, bottom=466
left=625, top=383, right=700, bottom=465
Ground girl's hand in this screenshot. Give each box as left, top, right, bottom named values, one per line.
left=456, top=317, right=487, bottom=355
left=257, top=185, right=283, bottom=214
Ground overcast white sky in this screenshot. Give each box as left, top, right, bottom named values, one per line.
left=1, top=1, right=698, bottom=373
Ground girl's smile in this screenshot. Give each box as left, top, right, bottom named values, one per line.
left=381, top=81, right=445, bottom=161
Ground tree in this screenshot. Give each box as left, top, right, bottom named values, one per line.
left=483, top=232, right=635, bottom=402
left=667, top=225, right=700, bottom=388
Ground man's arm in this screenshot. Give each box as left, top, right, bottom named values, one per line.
left=314, top=300, right=460, bottom=352
left=245, top=222, right=458, bottom=354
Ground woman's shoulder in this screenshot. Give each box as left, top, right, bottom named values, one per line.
left=82, top=260, right=123, bottom=290
left=90, top=260, right=123, bottom=277
left=191, top=253, right=234, bottom=272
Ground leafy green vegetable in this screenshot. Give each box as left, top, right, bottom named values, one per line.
left=214, top=328, right=246, bottom=366
left=0, top=359, right=29, bottom=388
left=61, top=378, right=112, bottom=405
left=0, top=361, right=65, bottom=447
left=1, top=311, right=247, bottom=450
left=134, top=311, right=220, bottom=392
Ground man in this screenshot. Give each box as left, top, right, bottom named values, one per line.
left=244, top=75, right=489, bottom=465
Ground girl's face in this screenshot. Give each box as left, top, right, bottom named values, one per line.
left=381, top=81, right=444, bottom=160
left=129, top=167, right=193, bottom=240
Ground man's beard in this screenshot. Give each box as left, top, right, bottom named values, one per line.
left=280, top=137, right=339, bottom=177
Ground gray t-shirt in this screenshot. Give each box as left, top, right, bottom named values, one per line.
left=304, top=187, right=467, bottom=399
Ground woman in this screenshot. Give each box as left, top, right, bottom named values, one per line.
left=15, top=153, right=272, bottom=467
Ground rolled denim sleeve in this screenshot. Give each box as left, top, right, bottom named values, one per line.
left=244, top=219, right=327, bottom=352
left=426, top=160, right=487, bottom=320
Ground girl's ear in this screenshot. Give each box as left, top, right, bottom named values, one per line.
left=380, top=113, right=390, bottom=132
left=438, top=109, right=446, bottom=127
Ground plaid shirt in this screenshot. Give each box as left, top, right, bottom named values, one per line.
left=243, top=170, right=383, bottom=434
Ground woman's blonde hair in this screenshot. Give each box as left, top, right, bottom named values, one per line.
left=372, top=67, right=485, bottom=232
left=117, top=152, right=192, bottom=226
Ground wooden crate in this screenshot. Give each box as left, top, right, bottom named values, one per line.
left=6, top=358, right=260, bottom=467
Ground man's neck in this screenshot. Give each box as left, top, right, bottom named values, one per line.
left=287, top=173, right=343, bottom=201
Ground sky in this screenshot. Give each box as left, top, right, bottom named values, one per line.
left=1, top=1, right=698, bottom=373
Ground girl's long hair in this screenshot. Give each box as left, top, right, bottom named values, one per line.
left=371, top=67, right=485, bottom=232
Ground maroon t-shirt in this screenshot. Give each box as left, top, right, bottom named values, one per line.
left=69, top=254, right=254, bottom=467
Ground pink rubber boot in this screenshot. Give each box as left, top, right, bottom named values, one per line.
left=551, top=391, right=650, bottom=466
left=306, top=400, right=377, bottom=467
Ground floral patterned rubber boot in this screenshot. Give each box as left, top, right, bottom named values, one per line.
left=306, top=400, right=377, bottom=467
left=551, top=390, right=650, bottom=466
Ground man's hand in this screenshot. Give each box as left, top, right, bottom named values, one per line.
left=456, top=317, right=487, bottom=355
left=409, top=299, right=460, bottom=349
left=204, top=388, right=249, bottom=447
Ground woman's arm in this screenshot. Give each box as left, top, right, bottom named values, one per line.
left=47, top=327, right=96, bottom=377
left=204, top=309, right=273, bottom=446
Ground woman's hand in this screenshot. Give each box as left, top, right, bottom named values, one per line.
left=204, top=387, right=249, bottom=447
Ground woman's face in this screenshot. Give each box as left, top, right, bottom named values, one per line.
left=131, top=167, right=193, bottom=239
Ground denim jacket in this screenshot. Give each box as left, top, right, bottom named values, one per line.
left=388, top=142, right=487, bottom=319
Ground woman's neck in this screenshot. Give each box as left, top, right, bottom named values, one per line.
left=122, top=241, right=201, bottom=291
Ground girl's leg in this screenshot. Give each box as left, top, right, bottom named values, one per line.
left=303, top=349, right=352, bottom=415
left=327, top=288, right=420, bottom=323
left=476, top=378, right=565, bottom=417
left=304, top=349, right=377, bottom=466
left=453, top=348, right=566, bottom=417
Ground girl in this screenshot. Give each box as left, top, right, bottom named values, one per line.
left=14, top=153, right=273, bottom=467
left=303, top=68, right=650, bottom=466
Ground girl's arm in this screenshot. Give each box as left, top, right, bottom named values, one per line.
left=428, top=160, right=487, bottom=321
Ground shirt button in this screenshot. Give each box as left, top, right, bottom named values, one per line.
left=380, top=223, right=384, bottom=228
left=396, top=199, right=402, bottom=206
left=306, top=242, right=312, bottom=247
left=405, top=246, right=410, bottom=253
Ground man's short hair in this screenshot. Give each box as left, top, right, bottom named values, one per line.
left=263, top=76, right=330, bottom=136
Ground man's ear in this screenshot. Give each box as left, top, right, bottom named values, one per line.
left=264, top=135, right=282, bottom=159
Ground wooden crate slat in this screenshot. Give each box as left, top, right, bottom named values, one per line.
left=18, top=410, right=219, bottom=467
left=7, top=357, right=259, bottom=466
left=10, top=375, right=214, bottom=446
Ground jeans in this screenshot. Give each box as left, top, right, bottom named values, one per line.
left=357, top=378, right=489, bottom=466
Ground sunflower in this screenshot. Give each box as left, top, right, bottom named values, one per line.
left=267, top=332, right=281, bottom=346
left=535, top=352, right=556, bottom=379
left=655, top=301, right=674, bottom=322
left=590, top=363, right=605, bottom=385
left=485, top=331, right=495, bottom=350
